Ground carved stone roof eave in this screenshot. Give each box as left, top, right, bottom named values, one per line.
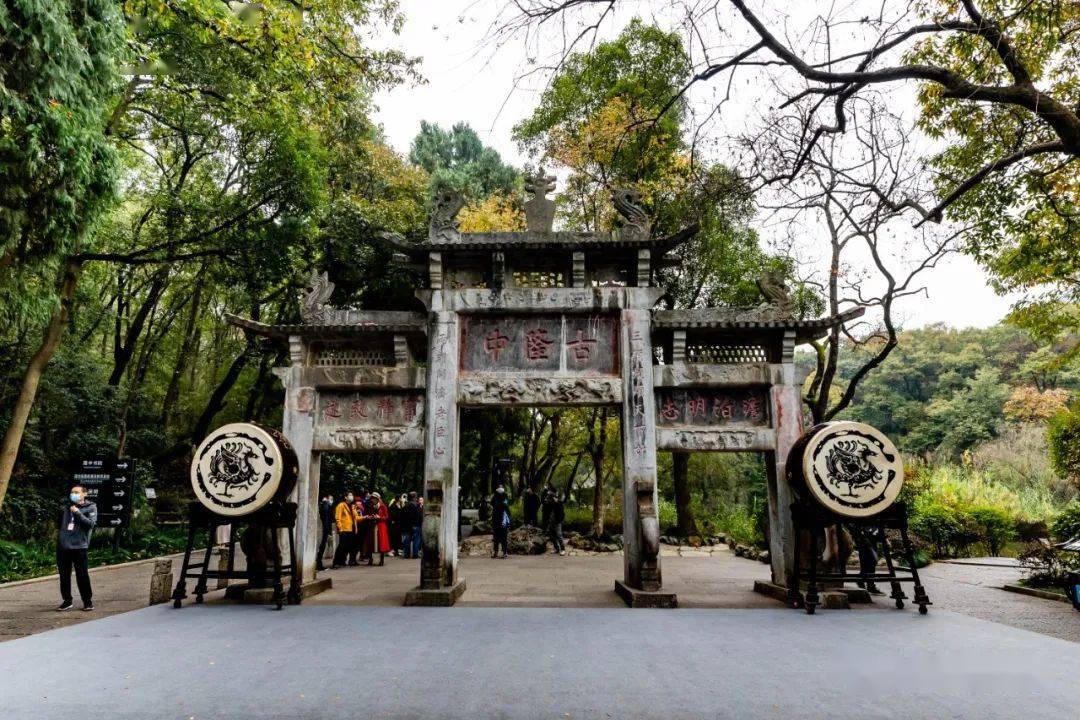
left=651, top=306, right=866, bottom=343
left=225, top=312, right=429, bottom=339
left=417, top=224, right=698, bottom=253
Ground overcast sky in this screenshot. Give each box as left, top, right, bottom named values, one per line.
left=372, top=0, right=1018, bottom=330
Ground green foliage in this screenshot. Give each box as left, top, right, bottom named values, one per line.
left=0, top=0, right=123, bottom=321
left=515, top=19, right=689, bottom=182
left=910, top=500, right=964, bottom=557
left=1048, top=407, right=1080, bottom=488
left=1051, top=500, right=1080, bottom=542
left=908, top=2, right=1079, bottom=343
left=968, top=506, right=1016, bottom=556
left=0, top=483, right=56, bottom=543
left=909, top=463, right=1058, bottom=557
left=513, top=19, right=773, bottom=310
left=409, top=121, right=518, bottom=201
left=0, top=525, right=189, bottom=583
left=657, top=497, right=677, bottom=531
left=834, top=323, right=1079, bottom=456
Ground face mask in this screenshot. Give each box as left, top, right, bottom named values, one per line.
left=345, top=496, right=353, bottom=503
left=70, top=493, right=81, bottom=503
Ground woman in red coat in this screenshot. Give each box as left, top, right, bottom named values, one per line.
left=366, top=493, right=392, bottom=566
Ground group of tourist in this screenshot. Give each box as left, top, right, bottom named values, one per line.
left=319, top=482, right=569, bottom=568
left=320, top=491, right=424, bottom=569
left=486, top=483, right=566, bottom=558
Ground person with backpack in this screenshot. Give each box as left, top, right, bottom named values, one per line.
left=491, top=485, right=511, bottom=559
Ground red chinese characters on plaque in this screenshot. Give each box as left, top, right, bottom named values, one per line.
left=460, top=315, right=617, bottom=374
left=654, top=388, right=769, bottom=427
left=318, top=393, right=424, bottom=427
left=524, top=328, right=554, bottom=360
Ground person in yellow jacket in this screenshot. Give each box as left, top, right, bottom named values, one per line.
left=331, top=492, right=360, bottom=567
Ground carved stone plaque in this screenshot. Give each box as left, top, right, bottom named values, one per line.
left=654, top=388, right=769, bottom=427
left=316, top=391, right=424, bottom=428
left=459, top=314, right=617, bottom=375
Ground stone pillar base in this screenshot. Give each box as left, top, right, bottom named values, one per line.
left=753, top=580, right=797, bottom=606
left=614, top=581, right=677, bottom=608
left=753, top=580, right=867, bottom=608
left=224, top=577, right=332, bottom=604
left=404, top=579, right=467, bottom=607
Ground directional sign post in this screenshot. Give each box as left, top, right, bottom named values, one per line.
left=73, top=458, right=136, bottom=537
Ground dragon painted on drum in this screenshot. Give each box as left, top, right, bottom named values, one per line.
left=207, top=442, right=262, bottom=498
left=824, top=440, right=883, bottom=498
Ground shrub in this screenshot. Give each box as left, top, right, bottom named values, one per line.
left=910, top=501, right=962, bottom=557
left=1051, top=500, right=1080, bottom=542
left=657, top=498, right=677, bottom=533
left=1014, top=518, right=1050, bottom=542
left=717, top=505, right=761, bottom=547
left=967, top=506, right=1015, bottom=556
left=1048, top=408, right=1080, bottom=489
left=1018, top=542, right=1080, bottom=589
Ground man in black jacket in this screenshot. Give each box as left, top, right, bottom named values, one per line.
left=405, top=491, right=423, bottom=559
left=317, top=494, right=334, bottom=571
left=57, top=485, right=98, bottom=611
left=543, top=490, right=566, bottom=556
left=522, top=485, right=541, bottom=527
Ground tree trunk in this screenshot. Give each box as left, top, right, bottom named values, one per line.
left=108, top=269, right=167, bottom=385
left=0, top=259, right=81, bottom=508
left=673, top=451, right=699, bottom=537
left=162, top=275, right=204, bottom=425
left=588, top=407, right=609, bottom=537
left=188, top=340, right=256, bottom=444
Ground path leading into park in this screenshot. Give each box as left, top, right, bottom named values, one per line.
left=2, top=548, right=1078, bottom=718
left=1, top=603, right=1078, bottom=720
left=2, top=546, right=1076, bottom=642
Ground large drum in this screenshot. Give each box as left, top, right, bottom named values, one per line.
left=787, top=421, right=903, bottom=518
left=190, top=423, right=298, bottom=517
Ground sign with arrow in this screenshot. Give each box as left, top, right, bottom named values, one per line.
left=73, top=457, right=135, bottom=528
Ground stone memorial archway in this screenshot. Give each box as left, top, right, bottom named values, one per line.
left=228, top=173, right=861, bottom=607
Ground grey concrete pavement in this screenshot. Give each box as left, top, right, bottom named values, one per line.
left=1, top=604, right=1078, bottom=720
left=4, top=546, right=1078, bottom=643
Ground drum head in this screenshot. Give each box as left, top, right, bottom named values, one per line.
left=190, top=423, right=293, bottom=517
left=800, top=421, right=903, bottom=518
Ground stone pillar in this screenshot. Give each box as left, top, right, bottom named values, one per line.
left=279, top=336, right=331, bottom=598
left=765, top=331, right=804, bottom=589
left=406, top=310, right=465, bottom=606
left=615, top=308, right=675, bottom=607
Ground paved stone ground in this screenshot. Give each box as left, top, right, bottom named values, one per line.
left=0, top=552, right=190, bottom=643
left=1, top=603, right=1078, bottom=720
left=3, top=546, right=1077, bottom=643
